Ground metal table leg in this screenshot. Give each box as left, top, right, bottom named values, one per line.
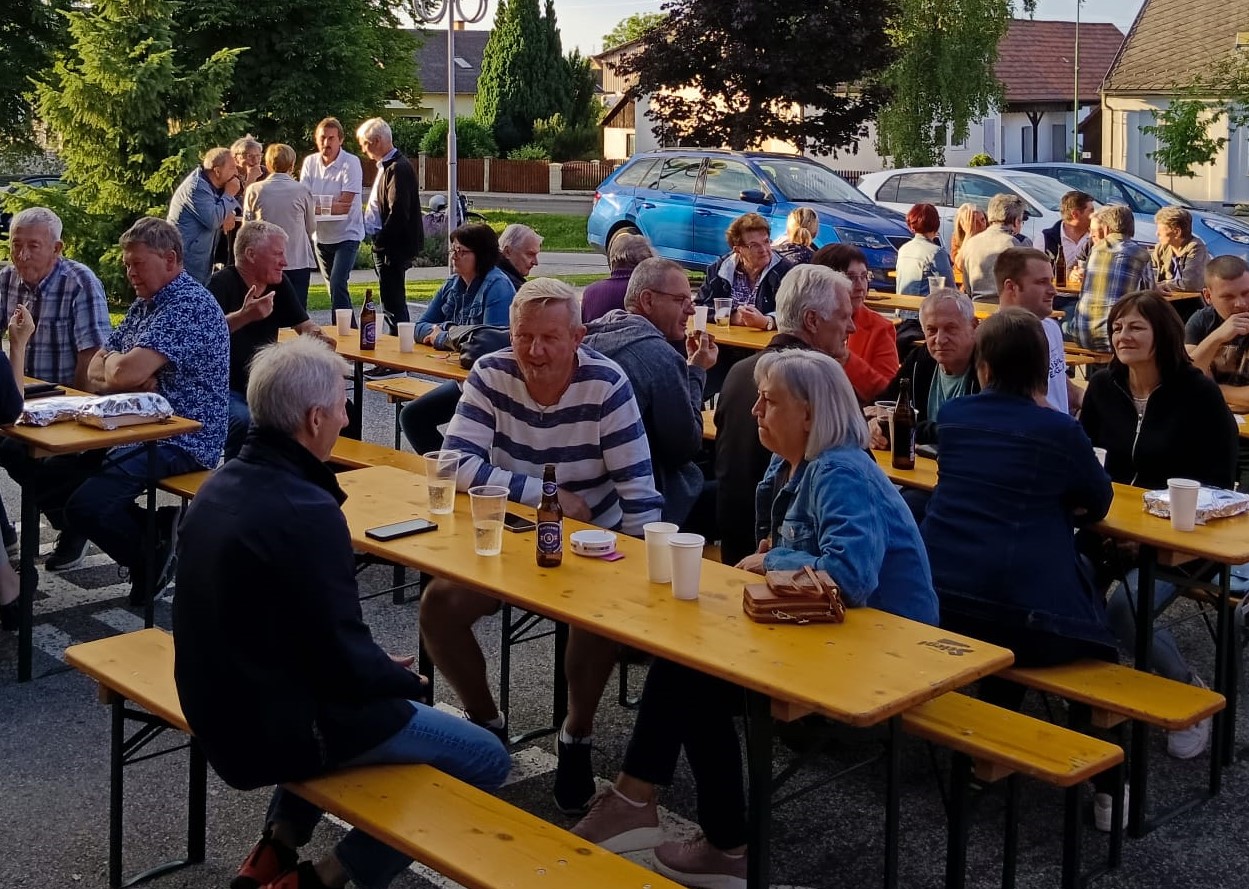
left=744, top=691, right=772, bottom=889
left=17, top=471, right=39, bottom=681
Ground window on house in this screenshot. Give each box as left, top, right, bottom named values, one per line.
left=453, top=57, right=472, bottom=69
left=1050, top=124, right=1067, bottom=162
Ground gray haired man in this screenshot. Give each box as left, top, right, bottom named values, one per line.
left=958, top=193, right=1030, bottom=300
left=498, top=223, right=543, bottom=290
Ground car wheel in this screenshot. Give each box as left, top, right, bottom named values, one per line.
left=607, top=224, right=641, bottom=255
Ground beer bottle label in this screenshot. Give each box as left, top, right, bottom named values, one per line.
left=361, top=320, right=376, bottom=346
left=537, top=521, right=562, bottom=554
left=542, top=481, right=557, bottom=498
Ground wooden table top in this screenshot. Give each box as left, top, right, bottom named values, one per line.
left=280, top=327, right=471, bottom=383
left=335, top=465, right=1013, bottom=726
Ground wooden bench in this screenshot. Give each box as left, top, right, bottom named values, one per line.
left=901, top=691, right=1125, bottom=889
left=999, top=659, right=1226, bottom=836
left=65, top=628, right=677, bottom=889
left=366, top=376, right=441, bottom=448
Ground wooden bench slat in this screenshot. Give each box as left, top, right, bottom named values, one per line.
left=159, top=471, right=212, bottom=500
left=365, top=377, right=441, bottom=402
left=901, top=692, right=1123, bottom=787
left=328, top=437, right=425, bottom=474
left=1000, top=660, right=1225, bottom=731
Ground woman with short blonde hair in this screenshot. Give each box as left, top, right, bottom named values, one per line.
left=242, top=142, right=318, bottom=307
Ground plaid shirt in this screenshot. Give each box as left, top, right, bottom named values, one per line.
left=1067, top=234, right=1155, bottom=352
left=0, top=258, right=112, bottom=386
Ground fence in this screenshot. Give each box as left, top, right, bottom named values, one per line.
left=489, top=158, right=550, bottom=194
left=834, top=170, right=871, bottom=188
left=560, top=160, right=623, bottom=191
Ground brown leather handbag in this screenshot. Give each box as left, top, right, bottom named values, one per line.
left=743, top=565, right=846, bottom=624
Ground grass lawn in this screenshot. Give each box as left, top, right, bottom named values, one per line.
left=472, top=211, right=591, bottom=253
left=306, top=274, right=608, bottom=312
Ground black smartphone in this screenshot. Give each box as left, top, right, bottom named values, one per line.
left=503, top=513, right=537, bottom=533
left=916, top=444, right=939, bottom=460
left=23, top=383, right=65, bottom=399
left=365, top=518, right=439, bottom=541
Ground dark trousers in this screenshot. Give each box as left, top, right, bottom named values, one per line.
left=374, top=256, right=410, bottom=335
left=621, top=659, right=748, bottom=850
left=399, top=381, right=461, bottom=455
left=287, top=267, right=313, bottom=311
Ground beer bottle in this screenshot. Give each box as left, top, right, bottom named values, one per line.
left=1054, top=247, right=1067, bottom=287
left=360, top=288, right=377, bottom=351
left=536, top=464, right=563, bottom=567
left=892, top=378, right=917, bottom=471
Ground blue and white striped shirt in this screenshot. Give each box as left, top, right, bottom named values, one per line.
left=444, top=347, right=664, bottom=537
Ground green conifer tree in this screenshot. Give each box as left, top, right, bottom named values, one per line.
left=477, top=0, right=569, bottom=155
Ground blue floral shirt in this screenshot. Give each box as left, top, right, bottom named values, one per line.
left=107, top=271, right=229, bottom=468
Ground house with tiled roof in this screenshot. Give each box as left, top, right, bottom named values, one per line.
left=1101, top=0, right=1249, bottom=207
left=389, top=28, right=491, bottom=121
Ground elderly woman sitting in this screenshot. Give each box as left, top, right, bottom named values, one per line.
left=570, top=351, right=936, bottom=889
left=1152, top=206, right=1209, bottom=293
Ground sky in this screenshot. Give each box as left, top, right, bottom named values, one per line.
left=432, top=0, right=1147, bottom=56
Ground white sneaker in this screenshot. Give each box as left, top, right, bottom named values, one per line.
left=1166, top=677, right=1211, bottom=760
left=1093, top=786, right=1129, bottom=833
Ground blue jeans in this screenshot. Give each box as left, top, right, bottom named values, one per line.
left=287, top=267, right=313, bottom=311
left=225, top=391, right=251, bottom=461
left=63, top=443, right=203, bottom=570
left=316, top=240, right=361, bottom=322
left=264, top=703, right=510, bottom=889
left=398, top=381, right=461, bottom=455
left=1106, top=570, right=1189, bottom=683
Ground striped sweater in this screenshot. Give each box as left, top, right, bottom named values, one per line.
left=443, top=346, right=664, bottom=536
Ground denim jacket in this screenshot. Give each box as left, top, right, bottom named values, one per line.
left=414, top=265, right=516, bottom=348
left=755, top=444, right=939, bottom=624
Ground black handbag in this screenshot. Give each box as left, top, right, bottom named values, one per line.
left=443, top=324, right=512, bottom=369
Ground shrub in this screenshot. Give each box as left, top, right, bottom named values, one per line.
left=508, top=143, right=550, bottom=160
left=968, top=153, right=996, bottom=167
left=420, top=117, right=498, bottom=158
left=389, top=118, right=433, bottom=155
left=531, top=114, right=601, bottom=162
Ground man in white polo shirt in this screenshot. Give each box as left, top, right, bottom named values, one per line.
left=299, top=116, right=365, bottom=325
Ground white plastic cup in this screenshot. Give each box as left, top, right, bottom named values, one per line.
left=1167, top=478, right=1201, bottom=532
left=397, top=322, right=416, bottom=353
left=335, top=308, right=354, bottom=335
left=317, top=194, right=333, bottom=215
left=927, top=275, right=946, bottom=292
left=1093, top=447, right=1107, bottom=467
left=693, top=306, right=709, bottom=332
left=668, top=532, right=705, bottom=600
left=468, top=485, right=508, bottom=555
left=714, top=298, right=732, bottom=328
left=643, top=521, right=679, bottom=583
left=423, top=449, right=461, bottom=515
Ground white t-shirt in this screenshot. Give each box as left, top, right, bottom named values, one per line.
left=298, top=149, right=365, bottom=243
left=1043, top=317, right=1069, bottom=414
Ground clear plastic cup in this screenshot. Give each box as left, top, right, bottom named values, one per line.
left=927, top=275, right=946, bottom=292
left=874, top=399, right=897, bottom=449
left=1093, top=447, right=1107, bottom=467
left=317, top=194, right=333, bottom=215
left=693, top=306, right=709, bottom=332
left=468, top=485, right=508, bottom=555
left=643, top=521, right=679, bottom=583
left=423, top=450, right=461, bottom=515
left=668, top=533, right=705, bottom=600
left=714, top=298, right=732, bottom=328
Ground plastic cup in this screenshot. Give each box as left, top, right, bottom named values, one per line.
left=335, top=308, right=354, bottom=335
left=468, top=485, right=508, bottom=555
left=927, top=275, right=946, bottom=292
left=874, top=399, right=897, bottom=448
left=714, top=298, right=732, bottom=328
left=643, top=521, right=679, bottom=583
left=668, top=532, right=705, bottom=600
left=693, top=306, right=709, bottom=332
left=317, top=194, right=333, bottom=215
left=397, top=322, right=416, bottom=353
left=423, top=449, right=461, bottom=515
left=1093, top=447, right=1107, bottom=467
left=1167, top=478, right=1201, bottom=532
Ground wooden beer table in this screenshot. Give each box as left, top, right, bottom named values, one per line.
left=334, top=465, right=1013, bottom=889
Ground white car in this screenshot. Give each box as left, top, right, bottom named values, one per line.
left=857, top=167, right=1075, bottom=250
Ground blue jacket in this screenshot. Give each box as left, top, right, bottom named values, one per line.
left=756, top=445, right=939, bottom=624
left=167, top=167, right=239, bottom=284
left=921, top=390, right=1115, bottom=646
left=414, top=266, right=515, bottom=348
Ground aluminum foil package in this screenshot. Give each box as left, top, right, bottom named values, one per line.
left=75, top=393, right=174, bottom=430
left=1142, top=487, right=1249, bottom=524
left=17, top=396, right=93, bottom=427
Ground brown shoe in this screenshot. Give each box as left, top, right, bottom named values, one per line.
left=570, top=786, right=662, bottom=853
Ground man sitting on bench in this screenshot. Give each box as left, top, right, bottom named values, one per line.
left=172, top=336, right=510, bottom=889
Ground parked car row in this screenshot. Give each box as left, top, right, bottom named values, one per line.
left=588, top=151, right=1249, bottom=288
left=0, top=176, right=62, bottom=238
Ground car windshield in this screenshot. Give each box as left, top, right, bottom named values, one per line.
left=997, top=174, right=1069, bottom=212
left=754, top=159, right=870, bottom=203
left=1106, top=170, right=1192, bottom=209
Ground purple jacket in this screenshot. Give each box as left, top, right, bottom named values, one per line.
left=581, top=268, right=632, bottom=323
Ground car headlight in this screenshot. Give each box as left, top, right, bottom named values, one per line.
left=1204, top=216, right=1249, bottom=246
left=832, top=227, right=893, bottom=251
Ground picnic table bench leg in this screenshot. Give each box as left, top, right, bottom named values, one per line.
left=744, top=690, right=772, bottom=889
left=347, top=364, right=364, bottom=440
left=1060, top=783, right=1083, bottom=889
left=1001, top=774, right=1019, bottom=889
left=884, top=715, right=901, bottom=889
left=108, top=696, right=125, bottom=888
left=1215, top=565, right=1236, bottom=771
left=187, top=740, right=207, bottom=865
left=944, top=753, right=971, bottom=889
left=143, top=442, right=157, bottom=628
left=1127, top=546, right=1157, bottom=837
left=17, top=474, right=39, bottom=682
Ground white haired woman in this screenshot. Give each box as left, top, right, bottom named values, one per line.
left=570, top=350, right=937, bottom=888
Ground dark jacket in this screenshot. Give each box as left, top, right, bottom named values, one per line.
left=1080, top=363, right=1237, bottom=490
left=0, top=354, right=22, bottom=424
left=372, top=150, right=423, bottom=265
left=922, top=390, right=1115, bottom=649
left=882, top=346, right=981, bottom=445
left=696, top=252, right=793, bottom=316
left=583, top=310, right=706, bottom=525
left=497, top=256, right=526, bottom=291
left=713, top=333, right=812, bottom=564
left=172, top=428, right=425, bottom=790
left=1040, top=220, right=1061, bottom=259
left=581, top=268, right=632, bottom=323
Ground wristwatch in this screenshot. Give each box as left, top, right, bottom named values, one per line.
left=765, top=317, right=776, bottom=331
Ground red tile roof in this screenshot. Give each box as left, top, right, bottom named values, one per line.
left=995, top=19, right=1126, bottom=104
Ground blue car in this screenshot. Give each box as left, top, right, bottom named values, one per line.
left=588, top=150, right=912, bottom=291
left=1000, top=162, right=1249, bottom=261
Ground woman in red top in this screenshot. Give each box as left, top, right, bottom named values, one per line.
left=812, top=244, right=899, bottom=401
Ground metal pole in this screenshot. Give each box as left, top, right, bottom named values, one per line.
left=447, top=18, right=457, bottom=270
left=1073, top=0, right=1081, bottom=161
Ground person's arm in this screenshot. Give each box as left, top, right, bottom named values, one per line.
left=694, top=261, right=721, bottom=307
left=71, top=270, right=115, bottom=393
left=186, top=176, right=236, bottom=232
left=222, top=285, right=275, bottom=333
left=1062, top=422, right=1113, bottom=526
left=300, top=187, right=316, bottom=238
left=90, top=346, right=167, bottom=392
left=7, top=304, right=34, bottom=390
left=639, top=347, right=705, bottom=469
left=1177, top=240, right=1209, bottom=293
left=414, top=279, right=452, bottom=343
left=241, top=183, right=258, bottom=221
left=73, top=348, right=100, bottom=393
left=597, top=375, right=664, bottom=536
left=935, top=247, right=955, bottom=282
left=478, top=275, right=516, bottom=328
left=1187, top=313, right=1249, bottom=375
left=332, top=155, right=362, bottom=215
left=442, top=367, right=544, bottom=503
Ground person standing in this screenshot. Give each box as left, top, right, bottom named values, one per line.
left=243, top=143, right=318, bottom=308
left=167, top=147, right=241, bottom=284
left=357, top=118, right=422, bottom=337
left=299, top=117, right=365, bottom=325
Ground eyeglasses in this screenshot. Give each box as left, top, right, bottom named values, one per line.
left=450, top=245, right=472, bottom=257
left=736, top=241, right=771, bottom=253
left=845, top=273, right=871, bottom=283
left=649, top=288, right=693, bottom=305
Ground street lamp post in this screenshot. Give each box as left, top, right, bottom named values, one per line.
left=411, top=0, right=490, bottom=264
left=1072, top=0, right=1081, bottom=162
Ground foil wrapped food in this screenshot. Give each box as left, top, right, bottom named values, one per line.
left=74, top=393, right=174, bottom=430
left=17, top=396, right=93, bottom=427
left=1142, top=487, right=1249, bottom=524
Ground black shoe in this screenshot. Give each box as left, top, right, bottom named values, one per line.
left=45, top=531, right=89, bottom=571
left=363, top=364, right=401, bottom=380
left=0, top=600, right=17, bottom=632
left=553, top=737, right=596, bottom=816
left=469, top=716, right=510, bottom=748
left=128, top=506, right=181, bottom=606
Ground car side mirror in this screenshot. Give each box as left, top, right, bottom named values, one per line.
left=740, top=189, right=771, bottom=205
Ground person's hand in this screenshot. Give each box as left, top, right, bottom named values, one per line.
left=9, top=304, right=36, bottom=348
left=686, top=331, right=718, bottom=370
left=222, top=212, right=238, bottom=233
left=423, top=325, right=440, bottom=346
left=243, top=166, right=263, bottom=187
left=133, top=375, right=159, bottom=393
left=736, top=305, right=770, bottom=330
left=223, top=177, right=242, bottom=198
left=389, top=653, right=416, bottom=668
left=305, top=328, right=337, bottom=348
left=735, top=552, right=767, bottom=574
left=868, top=420, right=887, bottom=451
left=1215, top=311, right=1249, bottom=344
left=557, top=489, right=591, bottom=522
left=242, top=285, right=275, bottom=322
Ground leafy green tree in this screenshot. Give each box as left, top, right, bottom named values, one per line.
left=477, top=0, right=569, bottom=154
left=173, top=0, right=419, bottom=146
left=601, top=12, right=666, bottom=50
left=615, top=0, right=893, bottom=154
left=420, top=117, right=499, bottom=158
left=0, top=0, right=70, bottom=159
left=1143, top=56, right=1249, bottom=180
left=876, top=0, right=1030, bottom=167
left=28, top=0, right=246, bottom=297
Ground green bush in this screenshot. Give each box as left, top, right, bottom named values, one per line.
left=531, top=114, right=601, bottom=162
left=420, top=117, right=498, bottom=158
left=389, top=118, right=433, bottom=155
left=968, top=153, right=996, bottom=167
left=354, top=241, right=374, bottom=270
left=508, top=143, right=550, bottom=160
